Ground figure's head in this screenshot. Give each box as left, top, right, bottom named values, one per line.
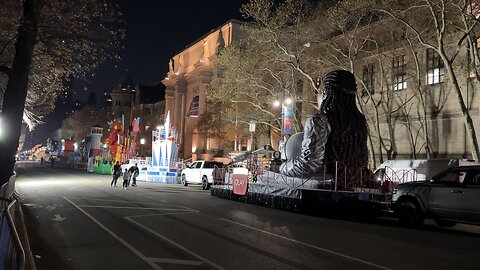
left=319, top=70, right=357, bottom=113
left=135, top=163, right=138, bottom=167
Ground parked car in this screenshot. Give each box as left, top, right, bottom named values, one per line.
left=392, top=165, right=480, bottom=227
left=181, top=160, right=224, bottom=190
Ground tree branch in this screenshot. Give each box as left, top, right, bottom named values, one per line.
left=0, top=65, right=11, bottom=76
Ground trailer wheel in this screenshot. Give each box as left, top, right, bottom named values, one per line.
left=202, top=176, right=210, bottom=190
left=397, top=198, right=424, bottom=228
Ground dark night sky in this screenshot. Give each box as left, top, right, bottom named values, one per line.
left=77, top=0, right=249, bottom=100
left=27, top=0, right=248, bottom=148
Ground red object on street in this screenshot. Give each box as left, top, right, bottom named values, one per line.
left=232, top=168, right=249, bottom=196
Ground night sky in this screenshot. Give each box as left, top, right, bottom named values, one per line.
left=77, top=0, right=249, bottom=100
left=26, top=0, right=248, bottom=148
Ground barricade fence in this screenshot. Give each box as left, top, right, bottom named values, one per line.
left=0, top=176, right=25, bottom=270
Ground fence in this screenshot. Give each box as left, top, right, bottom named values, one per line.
left=212, top=154, right=423, bottom=195
left=0, top=176, right=25, bottom=270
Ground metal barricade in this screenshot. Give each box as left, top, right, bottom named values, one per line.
left=0, top=175, right=25, bottom=270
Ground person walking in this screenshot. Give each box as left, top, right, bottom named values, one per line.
left=128, top=163, right=139, bottom=187
left=111, top=161, right=121, bottom=187
left=122, top=168, right=130, bottom=190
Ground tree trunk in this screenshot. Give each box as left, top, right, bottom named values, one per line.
left=0, top=0, right=39, bottom=185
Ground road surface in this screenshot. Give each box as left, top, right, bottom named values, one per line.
left=14, top=164, right=480, bottom=270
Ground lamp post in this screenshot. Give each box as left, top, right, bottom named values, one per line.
left=273, top=96, right=294, bottom=149
left=249, top=120, right=256, bottom=151
left=140, top=138, right=145, bottom=157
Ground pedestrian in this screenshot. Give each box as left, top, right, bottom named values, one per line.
left=122, top=168, right=130, bottom=190
left=111, top=161, right=121, bottom=187
left=50, top=156, right=55, bottom=167
left=128, top=163, right=139, bottom=187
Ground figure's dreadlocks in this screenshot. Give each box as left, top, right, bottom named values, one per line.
left=321, top=70, right=368, bottom=174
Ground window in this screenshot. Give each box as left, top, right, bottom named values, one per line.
left=471, top=171, right=480, bottom=185
left=435, top=170, right=467, bottom=184
left=426, top=48, right=444, bottom=85
left=392, top=55, right=407, bottom=90
left=188, top=95, right=199, bottom=117
left=204, top=162, right=224, bottom=168
left=362, top=63, right=375, bottom=96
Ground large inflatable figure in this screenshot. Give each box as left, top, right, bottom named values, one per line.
left=280, top=70, right=368, bottom=177
left=106, top=122, right=123, bottom=161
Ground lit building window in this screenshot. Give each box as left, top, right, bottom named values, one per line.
left=393, top=55, right=407, bottom=90
left=362, top=63, right=375, bottom=96
left=188, top=95, right=199, bottom=117
left=426, top=48, right=444, bottom=85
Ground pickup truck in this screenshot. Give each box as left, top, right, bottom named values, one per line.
left=181, top=160, right=224, bottom=190
left=392, top=165, right=480, bottom=227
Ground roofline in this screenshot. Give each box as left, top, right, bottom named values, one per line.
left=170, top=19, right=245, bottom=58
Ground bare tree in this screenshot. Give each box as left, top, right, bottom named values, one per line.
left=0, top=0, right=123, bottom=184
left=372, top=0, right=480, bottom=160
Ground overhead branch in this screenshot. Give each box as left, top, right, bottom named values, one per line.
left=0, top=65, right=11, bottom=76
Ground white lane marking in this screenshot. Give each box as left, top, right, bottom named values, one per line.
left=51, top=214, right=66, bottom=222
left=125, top=211, right=198, bottom=219
left=147, top=258, right=203, bottom=266
left=161, top=200, right=167, bottom=203
left=66, top=197, right=177, bottom=207
left=63, top=197, right=163, bottom=270
left=219, top=218, right=393, bottom=270
left=77, top=205, right=189, bottom=211
left=126, top=216, right=226, bottom=270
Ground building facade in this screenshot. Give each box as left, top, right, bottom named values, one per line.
left=162, top=20, right=245, bottom=160
left=108, top=71, right=166, bottom=158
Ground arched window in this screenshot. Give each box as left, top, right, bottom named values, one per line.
left=188, top=95, right=199, bottom=117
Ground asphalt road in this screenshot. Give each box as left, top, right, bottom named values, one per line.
left=14, top=164, right=480, bottom=270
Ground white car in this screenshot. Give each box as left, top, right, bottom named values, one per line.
left=181, top=160, right=224, bottom=189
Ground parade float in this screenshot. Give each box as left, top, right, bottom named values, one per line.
left=96, top=116, right=143, bottom=175
left=145, top=112, right=180, bottom=183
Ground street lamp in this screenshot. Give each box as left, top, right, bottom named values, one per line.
left=273, top=96, right=295, bottom=149
left=249, top=120, right=256, bottom=151
left=273, top=98, right=294, bottom=135
left=140, top=138, right=145, bottom=157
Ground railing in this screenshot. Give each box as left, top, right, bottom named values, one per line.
left=0, top=176, right=25, bottom=270
left=213, top=154, right=378, bottom=193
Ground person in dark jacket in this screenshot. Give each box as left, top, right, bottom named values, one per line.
left=111, top=161, right=121, bottom=187
left=128, top=163, right=139, bottom=187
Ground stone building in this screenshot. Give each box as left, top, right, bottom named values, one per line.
left=162, top=20, right=245, bottom=160
left=108, top=71, right=166, bottom=158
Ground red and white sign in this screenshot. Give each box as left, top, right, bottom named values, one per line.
left=232, top=168, right=249, bottom=196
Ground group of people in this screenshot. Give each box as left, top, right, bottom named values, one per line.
left=111, top=161, right=139, bottom=190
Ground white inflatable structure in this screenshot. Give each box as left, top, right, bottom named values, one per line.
left=146, top=111, right=180, bottom=183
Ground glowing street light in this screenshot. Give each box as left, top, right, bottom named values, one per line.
left=140, top=138, right=145, bottom=157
